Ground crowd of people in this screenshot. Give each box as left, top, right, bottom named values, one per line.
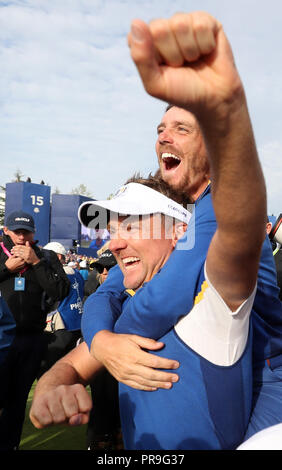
left=0, top=222, right=118, bottom=450
left=0, top=10, right=282, bottom=452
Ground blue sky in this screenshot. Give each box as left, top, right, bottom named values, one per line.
left=1, top=0, right=281, bottom=215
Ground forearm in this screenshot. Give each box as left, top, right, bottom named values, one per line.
left=201, top=93, right=266, bottom=252
left=33, top=361, right=82, bottom=400
left=30, top=344, right=99, bottom=429
left=203, top=95, right=266, bottom=307
left=34, top=342, right=103, bottom=399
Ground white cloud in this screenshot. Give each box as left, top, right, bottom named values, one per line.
left=259, top=141, right=282, bottom=216
left=0, top=0, right=281, bottom=218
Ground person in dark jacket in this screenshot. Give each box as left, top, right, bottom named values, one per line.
left=38, top=242, right=84, bottom=377
left=0, top=296, right=16, bottom=412
left=269, top=214, right=282, bottom=301
left=84, top=248, right=117, bottom=299
left=0, top=210, right=70, bottom=450
left=85, top=249, right=120, bottom=450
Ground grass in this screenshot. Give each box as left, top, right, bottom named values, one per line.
left=19, top=382, right=89, bottom=451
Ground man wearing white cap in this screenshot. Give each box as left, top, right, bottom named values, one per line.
left=80, top=12, right=282, bottom=441
left=30, top=143, right=265, bottom=451
left=29, top=10, right=275, bottom=448
left=80, top=168, right=262, bottom=450
left=79, top=260, right=89, bottom=281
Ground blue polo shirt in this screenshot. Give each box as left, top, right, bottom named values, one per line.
left=82, top=185, right=282, bottom=365
left=58, top=270, right=84, bottom=331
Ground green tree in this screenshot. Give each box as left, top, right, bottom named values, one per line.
left=13, top=169, right=25, bottom=182
left=71, top=184, right=93, bottom=198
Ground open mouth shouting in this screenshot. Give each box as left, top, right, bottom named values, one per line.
left=120, top=255, right=144, bottom=289
left=122, top=256, right=141, bottom=270
left=161, top=153, right=181, bottom=172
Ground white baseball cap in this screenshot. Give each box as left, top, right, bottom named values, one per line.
left=44, top=242, right=67, bottom=256
left=78, top=183, right=192, bottom=229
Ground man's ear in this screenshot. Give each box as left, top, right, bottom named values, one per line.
left=266, top=222, right=272, bottom=235
left=172, top=223, right=187, bottom=248
left=3, top=227, right=8, bottom=235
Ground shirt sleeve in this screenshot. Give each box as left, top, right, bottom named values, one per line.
left=174, top=263, right=257, bottom=366
left=81, top=264, right=125, bottom=349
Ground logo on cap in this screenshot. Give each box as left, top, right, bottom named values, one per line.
left=113, top=186, right=127, bottom=199
left=15, top=217, right=31, bottom=223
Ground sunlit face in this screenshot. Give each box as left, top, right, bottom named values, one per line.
left=109, top=215, right=176, bottom=290
left=3, top=227, right=34, bottom=246
left=156, top=106, right=210, bottom=200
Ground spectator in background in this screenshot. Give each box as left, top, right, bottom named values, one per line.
left=83, top=263, right=99, bottom=299
left=79, top=260, right=89, bottom=281
left=38, top=242, right=84, bottom=377
left=0, top=297, right=15, bottom=367
left=84, top=244, right=112, bottom=299
left=89, top=229, right=110, bottom=258
left=0, top=211, right=70, bottom=450
left=85, top=248, right=120, bottom=450
left=269, top=215, right=282, bottom=301
left=0, top=297, right=16, bottom=413
left=73, top=260, right=80, bottom=271
left=91, top=249, right=117, bottom=287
